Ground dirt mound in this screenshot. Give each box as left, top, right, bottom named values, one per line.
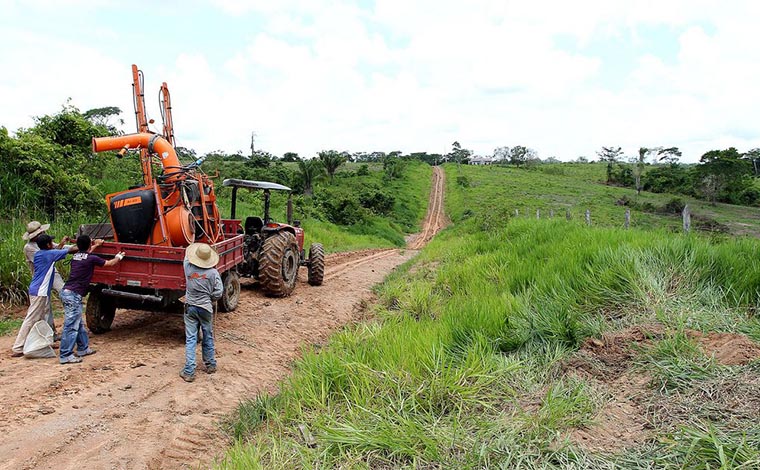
left=697, top=332, right=760, bottom=366
left=567, top=324, right=664, bottom=380
left=562, top=325, right=665, bottom=453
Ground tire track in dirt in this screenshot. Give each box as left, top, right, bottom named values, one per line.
left=0, top=167, right=447, bottom=470
left=408, top=166, right=447, bottom=249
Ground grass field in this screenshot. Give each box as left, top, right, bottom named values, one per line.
left=448, top=162, right=760, bottom=236
left=219, top=163, right=760, bottom=469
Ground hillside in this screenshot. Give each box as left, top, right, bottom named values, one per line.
left=220, top=163, right=760, bottom=469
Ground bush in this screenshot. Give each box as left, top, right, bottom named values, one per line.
left=358, top=186, right=395, bottom=216
left=356, top=164, right=370, bottom=176
left=456, top=175, right=470, bottom=187
left=662, top=197, right=686, bottom=214
left=318, top=188, right=366, bottom=225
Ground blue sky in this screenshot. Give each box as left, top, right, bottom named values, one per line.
left=2, top=0, right=759, bottom=162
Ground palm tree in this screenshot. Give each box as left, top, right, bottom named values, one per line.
left=297, top=158, right=324, bottom=196
left=318, top=150, right=347, bottom=182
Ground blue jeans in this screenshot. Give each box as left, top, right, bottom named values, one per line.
left=183, top=305, right=216, bottom=375
left=59, top=289, right=89, bottom=359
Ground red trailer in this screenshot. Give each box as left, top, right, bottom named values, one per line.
left=83, top=220, right=244, bottom=333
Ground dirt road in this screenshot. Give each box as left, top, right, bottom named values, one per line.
left=0, top=167, right=446, bottom=470
left=408, top=166, right=447, bottom=249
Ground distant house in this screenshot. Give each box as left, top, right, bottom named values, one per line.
left=469, top=156, right=493, bottom=166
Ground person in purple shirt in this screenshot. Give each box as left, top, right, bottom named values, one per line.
left=59, top=236, right=125, bottom=364
left=12, top=234, right=78, bottom=357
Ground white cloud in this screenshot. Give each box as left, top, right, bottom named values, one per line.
left=1, top=0, right=760, bottom=162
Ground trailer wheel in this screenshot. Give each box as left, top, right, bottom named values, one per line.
left=86, top=292, right=116, bottom=334
left=219, top=271, right=240, bottom=312
left=259, top=231, right=299, bottom=297
left=307, top=243, right=324, bottom=286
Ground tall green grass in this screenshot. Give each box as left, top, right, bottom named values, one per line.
left=219, top=216, right=760, bottom=468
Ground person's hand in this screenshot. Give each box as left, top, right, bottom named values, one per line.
left=61, top=236, right=71, bottom=244
left=93, top=239, right=104, bottom=248
left=114, top=251, right=126, bottom=261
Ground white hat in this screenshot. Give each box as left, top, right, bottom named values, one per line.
left=185, top=243, right=219, bottom=269
left=22, top=221, right=51, bottom=241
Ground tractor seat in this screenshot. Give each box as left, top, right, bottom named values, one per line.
left=245, top=216, right=264, bottom=235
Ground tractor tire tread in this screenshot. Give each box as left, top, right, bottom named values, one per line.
left=308, top=243, right=325, bottom=286
left=259, top=231, right=299, bottom=297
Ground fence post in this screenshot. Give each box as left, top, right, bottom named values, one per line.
left=585, top=209, right=591, bottom=226
left=682, top=205, right=691, bottom=233
left=625, top=208, right=630, bottom=229
left=566, top=208, right=571, bottom=221
left=515, top=209, right=519, bottom=217
left=550, top=209, right=554, bottom=218
left=536, top=209, right=540, bottom=219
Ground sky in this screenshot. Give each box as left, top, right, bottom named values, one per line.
left=1, top=0, right=759, bottom=163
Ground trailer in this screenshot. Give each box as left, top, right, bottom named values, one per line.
left=83, top=220, right=243, bottom=333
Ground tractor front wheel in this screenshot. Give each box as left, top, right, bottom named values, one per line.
left=259, top=231, right=300, bottom=297
left=307, top=243, right=325, bottom=286
left=218, top=270, right=240, bottom=312
left=86, top=291, right=116, bottom=334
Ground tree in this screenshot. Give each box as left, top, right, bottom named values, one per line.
left=632, top=147, right=648, bottom=195
left=247, top=150, right=273, bottom=168
left=492, top=146, right=511, bottom=163
left=697, top=147, right=753, bottom=204
left=282, top=152, right=299, bottom=162
left=83, top=106, right=124, bottom=135
left=656, top=146, right=682, bottom=165
left=296, top=158, right=324, bottom=196
left=449, top=141, right=472, bottom=165
left=318, top=150, right=348, bottom=182
left=509, top=145, right=537, bottom=167
left=383, top=155, right=406, bottom=179
left=746, top=148, right=760, bottom=176
left=596, top=146, right=624, bottom=184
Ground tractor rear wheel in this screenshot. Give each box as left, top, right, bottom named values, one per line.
left=259, top=231, right=299, bottom=297
left=86, top=291, right=116, bottom=334
left=218, top=270, right=240, bottom=312
left=307, top=243, right=325, bottom=286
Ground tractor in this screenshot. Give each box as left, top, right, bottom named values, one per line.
left=222, top=178, right=324, bottom=301
left=80, top=65, right=325, bottom=334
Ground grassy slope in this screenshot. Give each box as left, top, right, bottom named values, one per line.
left=219, top=163, right=760, bottom=469
left=450, top=163, right=760, bottom=235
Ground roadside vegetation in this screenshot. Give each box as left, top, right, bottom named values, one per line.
left=219, top=164, right=760, bottom=469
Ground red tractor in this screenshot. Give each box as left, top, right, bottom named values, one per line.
left=223, top=179, right=324, bottom=301
left=80, top=65, right=323, bottom=333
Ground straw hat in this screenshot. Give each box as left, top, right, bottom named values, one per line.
left=22, top=221, right=50, bottom=241
left=186, top=243, right=219, bottom=269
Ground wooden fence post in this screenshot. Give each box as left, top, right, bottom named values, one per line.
left=625, top=208, right=630, bottom=229
left=515, top=209, right=519, bottom=217
left=550, top=209, right=554, bottom=218
left=566, top=208, right=571, bottom=221
left=682, top=205, right=691, bottom=233
left=585, top=209, right=591, bottom=226
left=536, top=209, right=540, bottom=219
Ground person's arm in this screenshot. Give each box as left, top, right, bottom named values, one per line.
left=211, top=271, right=223, bottom=301
left=66, top=244, right=79, bottom=254
left=56, top=236, right=71, bottom=249
left=103, top=251, right=126, bottom=267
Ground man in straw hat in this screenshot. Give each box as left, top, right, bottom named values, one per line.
left=180, top=243, right=223, bottom=382
left=12, top=234, right=78, bottom=357
left=22, top=221, right=70, bottom=340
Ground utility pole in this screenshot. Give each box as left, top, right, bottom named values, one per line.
left=250, top=131, right=257, bottom=156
